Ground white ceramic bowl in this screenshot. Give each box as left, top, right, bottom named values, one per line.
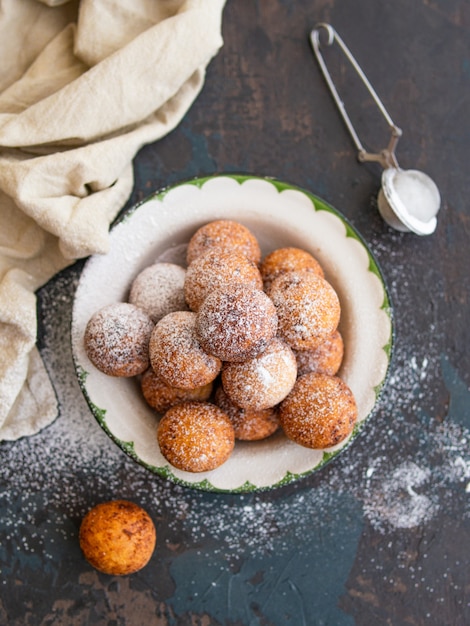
left=71, top=174, right=393, bottom=492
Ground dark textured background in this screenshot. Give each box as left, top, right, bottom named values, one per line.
left=1, top=1, right=469, bottom=624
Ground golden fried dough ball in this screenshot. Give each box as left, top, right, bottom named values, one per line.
left=149, top=311, right=221, bottom=389
left=84, top=303, right=154, bottom=377
left=260, top=247, right=324, bottom=293
left=221, top=338, right=297, bottom=410
left=293, top=330, right=344, bottom=377
left=79, top=500, right=156, bottom=576
left=186, top=219, right=261, bottom=265
left=214, top=386, right=280, bottom=441
left=269, top=271, right=340, bottom=350
left=128, top=262, right=187, bottom=322
left=196, top=284, right=278, bottom=362
left=184, top=249, right=263, bottom=311
left=157, top=401, right=235, bottom=472
left=279, top=372, right=357, bottom=449
left=140, top=367, right=213, bottom=414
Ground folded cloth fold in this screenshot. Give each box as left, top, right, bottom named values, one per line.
left=0, top=0, right=226, bottom=440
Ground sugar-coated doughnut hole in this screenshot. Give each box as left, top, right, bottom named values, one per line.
left=157, top=401, right=235, bottom=472
left=196, top=283, right=278, bottom=362
left=221, top=337, right=297, bottom=410
left=140, top=367, right=213, bottom=414
left=186, top=219, right=261, bottom=266
left=279, top=372, right=357, bottom=449
left=149, top=311, right=221, bottom=389
left=184, top=249, right=263, bottom=311
left=270, top=271, right=340, bottom=350
left=214, top=386, right=280, bottom=441
left=129, top=262, right=187, bottom=322
left=260, top=247, right=324, bottom=293
left=294, top=330, right=344, bottom=377
left=84, top=302, right=154, bottom=377
left=79, top=500, right=156, bottom=575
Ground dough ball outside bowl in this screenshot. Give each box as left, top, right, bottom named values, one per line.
left=221, top=337, right=297, bottom=410
left=129, top=262, right=187, bottom=323
left=84, top=302, right=154, bottom=377
left=260, top=247, right=324, bottom=293
left=279, top=372, right=357, bottom=449
left=184, top=249, right=263, bottom=311
left=270, top=271, right=340, bottom=351
left=79, top=500, right=156, bottom=576
left=293, top=330, right=344, bottom=377
left=157, top=401, right=235, bottom=472
left=196, top=283, right=278, bottom=362
left=141, top=368, right=213, bottom=414
left=186, top=219, right=261, bottom=265
left=214, top=386, right=280, bottom=441
left=149, top=311, right=221, bottom=389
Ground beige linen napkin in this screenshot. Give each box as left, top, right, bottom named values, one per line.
left=0, top=0, right=226, bottom=440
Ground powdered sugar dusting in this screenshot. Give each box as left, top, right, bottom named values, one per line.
left=84, top=302, right=154, bottom=376
left=221, top=337, right=297, bottom=410
left=294, top=330, right=344, bottom=377
left=270, top=271, right=340, bottom=350
left=363, top=461, right=438, bottom=530
left=186, top=219, right=261, bottom=265
left=279, top=372, right=357, bottom=449
left=214, top=386, right=280, bottom=441
left=196, top=284, right=278, bottom=362
left=149, top=311, right=221, bottom=389
left=157, top=402, right=235, bottom=473
left=129, top=262, right=188, bottom=322
left=184, top=249, right=263, bottom=311
left=2, top=189, right=468, bottom=601
left=260, top=246, right=324, bottom=293
left=0, top=238, right=468, bottom=582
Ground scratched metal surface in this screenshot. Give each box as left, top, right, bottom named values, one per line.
left=1, top=1, right=469, bottom=624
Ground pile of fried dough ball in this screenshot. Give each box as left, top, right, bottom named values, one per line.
left=84, top=220, right=358, bottom=474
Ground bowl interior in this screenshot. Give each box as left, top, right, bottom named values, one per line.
left=71, top=175, right=392, bottom=492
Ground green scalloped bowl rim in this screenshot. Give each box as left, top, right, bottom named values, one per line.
left=74, top=173, right=393, bottom=493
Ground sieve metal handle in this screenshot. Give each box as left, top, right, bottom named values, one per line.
left=310, top=23, right=402, bottom=170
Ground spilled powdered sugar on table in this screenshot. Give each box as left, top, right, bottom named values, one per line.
left=2, top=253, right=468, bottom=531
left=0, top=231, right=468, bottom=620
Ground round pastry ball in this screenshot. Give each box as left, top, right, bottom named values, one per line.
left=157, top=401, right=235, bottom=472
left=149, top=311, right=221, bottom=389
left=79, top=500, right=156, bottom=576
left=260, top=247, right=324, bottom=293
left=140, top=367, right=213, bottom=414
left=186, top=219, right=261, bottom=266
left=84, top=302, right=154, bottom=377
left=270, top=271, right=341, bottom=350
left=184, top=248, right=263, bottom=311
left=129, top=263, right=187, bottom=323
left=294, top=330, right=344, bottom=377
left=214, top=386, right=279, bottom=441
left=222, top=338, right=297, bottom=410
left=279, top=372, right=357, bottom=449
left=196, top=283, right=278, bottom=362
